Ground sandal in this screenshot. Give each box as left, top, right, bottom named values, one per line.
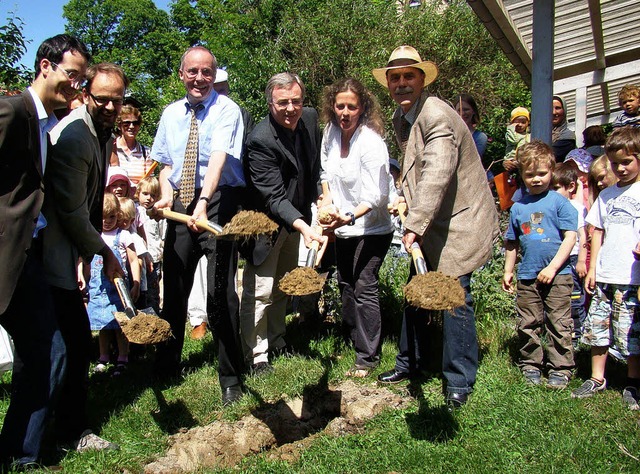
left=345, top=365, right=371, bottom=378
left=111, top=362, right=127, bottom=377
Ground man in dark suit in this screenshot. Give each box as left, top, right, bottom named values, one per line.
left=0, top=34, right=90, bottom=469
left=43, top=63, right=127, bottom=451
left=240, top=72, right=325, bottom=375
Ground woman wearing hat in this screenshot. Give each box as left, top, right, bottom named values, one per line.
left=317, top=78, right=395, bottom=378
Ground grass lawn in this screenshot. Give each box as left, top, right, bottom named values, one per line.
left=2, top=250, right=640, bottom=473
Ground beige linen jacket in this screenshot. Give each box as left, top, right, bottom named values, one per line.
left=395, top=93, right=499, bottom=277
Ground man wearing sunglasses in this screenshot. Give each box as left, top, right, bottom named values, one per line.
left=0, top=34, right=90, bottom=470
left=41, top=63, right=129, bottom=453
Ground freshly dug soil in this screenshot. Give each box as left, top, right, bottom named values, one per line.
left=116, top=312, right=173, bottom=344
left=279, top=267, right=324, bottom=296
left=317, top=205, right=337, bottom=225
left=404, top=272, right=466, bottom=310
left=143, top=380, right=410, bottom=473
left=221, top=211, right=278, bottom=237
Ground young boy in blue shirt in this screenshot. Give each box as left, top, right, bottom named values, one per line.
left=571, top=127, right=640, bottom=409
left=503, top=140, right=578, bottom=388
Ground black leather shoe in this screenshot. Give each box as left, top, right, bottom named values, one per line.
left=222, top=384, right=243, bottom=406
left=377, top=369, right=410, bottom=384
left=445, top=392, right=469, bottom=411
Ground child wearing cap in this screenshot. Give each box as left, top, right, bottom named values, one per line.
left=564, top=148, right=593, bottom=208
left=504, top=107, right=531, bottom=163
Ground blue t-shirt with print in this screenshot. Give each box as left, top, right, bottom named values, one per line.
left=505, top=189, right=578, bottom=280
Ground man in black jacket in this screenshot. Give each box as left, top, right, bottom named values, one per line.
left=240, top=72, right=325, bottom=375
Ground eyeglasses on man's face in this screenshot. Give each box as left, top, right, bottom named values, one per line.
left=51, top=62, right=84, bottom=90
left=273, top=99, right=303, bottom=109
left=88, top=92, right=124, bottom=107
left=181, top=67, right=214, bottom=80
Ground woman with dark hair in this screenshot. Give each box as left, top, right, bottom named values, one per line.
left=455, top=93, right=488, bottom=158
left=552, top=95, right=576, bottom=161
left=110, top=104, right=153, bottom=185
left=318, top=78, right=395, bottom=378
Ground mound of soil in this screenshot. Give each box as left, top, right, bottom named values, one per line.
left=116, top=312, right=173, bottom=345
left=404, top=272, right=465, bottom=310
left=221, top=211, right=278, bottom=237
left=279, top=267, right=324, bottom=296
left=144, top=380, right=410, bottom=473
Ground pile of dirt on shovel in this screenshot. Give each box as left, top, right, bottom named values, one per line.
left=143, top=380, right=411, bottom=473
left=279, top=267, right=324, bottom=296
left=116, top=312, right=173, bottom=345
left=404, top=272, right=466, bottom=310
left=221, top=211, right=278, bottom=237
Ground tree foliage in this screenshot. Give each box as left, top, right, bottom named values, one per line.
left=0, top=12, right=30, bottom=91
left=61, top=0, right=529, bottom=163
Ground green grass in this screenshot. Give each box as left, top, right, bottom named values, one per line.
left=2, top=249, right=640, bottom=473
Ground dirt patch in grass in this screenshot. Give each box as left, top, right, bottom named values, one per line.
left=279, top=267, right=325, bottom=296
left=404, top=272, right=466, bottom=310
left=144, top=380, right=410, bottom=473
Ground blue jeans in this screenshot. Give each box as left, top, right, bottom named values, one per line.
left=395, top=272, right=478, bottom=395
left=0, top=251, right=66, bottom=466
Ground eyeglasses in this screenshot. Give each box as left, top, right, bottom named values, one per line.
left=52, top=62, right=83, bottom=90
left=88, top=92, right=124, bottom=107
left=273, top=99, right=303, bottom=109
left=121, top=120, right=141, bottom=127
left=181, top=68, right=214, bottom=80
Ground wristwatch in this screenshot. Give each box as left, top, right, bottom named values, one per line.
left=345, top=212, right=355, bottom=226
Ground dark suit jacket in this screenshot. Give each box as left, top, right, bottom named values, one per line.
left=42, top=105, right=110, bottom=290
left=0, top=90, right=44, bottom=313
left=241, top=107, right=321, bottom=266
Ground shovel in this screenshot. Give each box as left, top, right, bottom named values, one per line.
left=396, top=202, right=465, bottom=311
left=113, top=277, right=172, bottom=344
left=151, top=208, right=225, bottom=235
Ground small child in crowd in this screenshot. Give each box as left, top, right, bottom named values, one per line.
left=587, top=155, right=617, bottom=207
left=106, top=166, right=134, bottom=199
left=86, top=193, right=140, bottom=375
left=504, top=106, right=531, bottom=162
left=552, top=163, right=588, bottom=344
left=612, top=84, right=640, bottom=129
left=564, top=148, right=592, bottom=208
left=136, top=176, right=165, bottom=314
left=503, top=140, right=578, bottom=389
left=571, top=127, right=640, bottom=409
left=118, top=196, right=150, bottom=307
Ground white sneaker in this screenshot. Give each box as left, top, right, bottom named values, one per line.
left=75, top=430, right=120, bottom=452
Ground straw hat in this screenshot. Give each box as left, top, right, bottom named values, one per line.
left=372, top=45, right=438, bottom=88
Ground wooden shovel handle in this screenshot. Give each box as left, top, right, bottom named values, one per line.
left=152, top=208, right=221, bottom=235
left=396, top=201, right=427, bottom=274
left=140, top=161, right=159, bottom=181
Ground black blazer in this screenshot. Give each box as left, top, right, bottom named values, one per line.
left=241, top=107, right=321, bottom=266
left=0, top=90, right=44, bottom=313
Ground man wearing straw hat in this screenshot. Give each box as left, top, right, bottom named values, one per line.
left=373, top=46, right=499, bottom=410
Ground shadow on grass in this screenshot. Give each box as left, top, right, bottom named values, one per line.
left=404, top=379, right=459, bottom=442
left=151, top=387, right=198, bottom=433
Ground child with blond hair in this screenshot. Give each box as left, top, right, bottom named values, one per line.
left=503, top=141, right=578, bottom=388
left=571, top=127, right=640, bottom=409
left=612, top=84, right=640, bottom=129
left=86, top=193, right=140, bottom=374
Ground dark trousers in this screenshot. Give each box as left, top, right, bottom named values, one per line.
left=395, top=269, right=478, bottom=395
left=569, top=254, right=587, bottom=339
left=336, top=232, right=392, bottom=368
left=50, top=286, right=92, bottom=443
left=157, top=187, right=244, bottom=389
left=0, top=252, right=66, bottom=466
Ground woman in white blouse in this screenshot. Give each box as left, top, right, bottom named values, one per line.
left=319, top=78, right=395, bottom=378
